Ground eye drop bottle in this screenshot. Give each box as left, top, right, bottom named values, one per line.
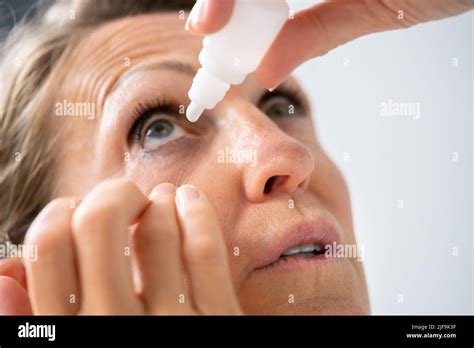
left=186, top=0, right=289, bottom=122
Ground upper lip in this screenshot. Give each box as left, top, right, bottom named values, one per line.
left=252, top=217, right=341, bottom=271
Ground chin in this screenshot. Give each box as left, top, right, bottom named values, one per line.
left=240, top=296, right=370, bottom=315
left=238, top=258, right=370, bottom=315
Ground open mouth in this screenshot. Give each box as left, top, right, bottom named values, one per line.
left=251, top=218, right=341, bottom=273
left=279, top=243, right=326, bottom=260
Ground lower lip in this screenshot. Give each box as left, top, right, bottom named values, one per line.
left=253, top=252, right=339, bottom=273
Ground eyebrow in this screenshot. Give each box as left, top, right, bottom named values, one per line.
left=109, top=60, right=197, bottom=94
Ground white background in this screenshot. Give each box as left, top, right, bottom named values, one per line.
left=289, top=0, right=473, bottom=314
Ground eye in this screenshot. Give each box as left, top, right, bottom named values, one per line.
left=132, top=109, right=186, bottom=151
left=259, top=92, right=303, bottom=119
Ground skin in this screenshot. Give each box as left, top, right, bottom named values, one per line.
left=2, top=1, right=473, bottom=316
left=1, top=12, right=370, bottom=315
left=186, top=0, right=474, bottom=89
left=0, top=259, right=31, bottom=315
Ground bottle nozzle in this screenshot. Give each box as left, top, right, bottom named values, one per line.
left=186, top=101, right=204, bottom=122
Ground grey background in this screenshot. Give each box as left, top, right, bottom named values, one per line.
left=0, top=0, right=35, bottom=41
left=1, top=0, right=472, bottom=314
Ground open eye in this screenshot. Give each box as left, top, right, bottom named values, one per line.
left=132, top=109, right=186, bottom=151
left=259, top=91, right=303, bottom=119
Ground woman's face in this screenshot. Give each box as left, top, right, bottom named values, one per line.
left=52, top=13, right=369, bottom=314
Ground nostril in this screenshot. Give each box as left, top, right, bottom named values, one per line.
left=263, top=176, right=278, bottom=194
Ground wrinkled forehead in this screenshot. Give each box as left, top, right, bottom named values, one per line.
left=60, top=12, right=201, bottom=105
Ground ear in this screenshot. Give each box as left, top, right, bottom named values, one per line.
left=0, top=258, right=32, bottom=315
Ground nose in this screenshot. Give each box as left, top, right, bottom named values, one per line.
left=242, top=122, right=314, bottom=203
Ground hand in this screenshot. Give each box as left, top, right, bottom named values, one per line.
left=0, top=258, right=32, bottom=315
left=21, top=179, right=241, bottom=315
left=185, top=0, right=474, bottom=89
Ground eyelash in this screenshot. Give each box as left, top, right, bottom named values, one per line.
left=129, top=98, right=176, bottom=144
left=129, top=87, right=306, bottom=145
left=259, top=85, right=306, bottom=113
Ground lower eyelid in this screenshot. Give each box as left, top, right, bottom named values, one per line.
left=135, top=134, right=200, bottom=158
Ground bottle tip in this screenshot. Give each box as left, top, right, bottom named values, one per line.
left=186, top=102, right=204, bottom=122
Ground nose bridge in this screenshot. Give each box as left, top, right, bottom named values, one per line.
left=216, top=97, right=285, bottom=153
left=224, top=97, right=281, bottom=134
left=215, top=99, right=315, bottom=203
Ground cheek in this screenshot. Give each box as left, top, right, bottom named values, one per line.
left=309, top=145, right=353, bottom=235
left=125, top=158, right=188, bottom=196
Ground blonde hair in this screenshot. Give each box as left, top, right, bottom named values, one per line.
left=0, top=0, right=194, bottom=245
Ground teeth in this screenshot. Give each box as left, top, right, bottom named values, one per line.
left=300, top=245, right=315, bottom=253
left=282, top=247, right=301, bottom=256
left=282, top=244, right=318, bottom=256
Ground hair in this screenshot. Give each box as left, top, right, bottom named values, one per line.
left=0, top=0, right=194, bottom=245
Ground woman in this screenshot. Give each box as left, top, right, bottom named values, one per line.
left=0, top=0, right=471, bottom=315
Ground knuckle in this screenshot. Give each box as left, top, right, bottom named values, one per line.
left=24, top=225, right=59, bottom=256
left=100, top=177, right=141, bottom=197
left=71, top=202, right=116, bottom=239
left=88, top=178, right=141, bottom=206
left=71, top=179, right=144, bottom=240
left=24, top=198, right=71, bottom=251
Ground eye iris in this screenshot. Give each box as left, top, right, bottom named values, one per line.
left=145, top=120, right=174, bottom=139
left=268, top=101, right=289, bottom=118
left=269, top=103, right=287, bottom=117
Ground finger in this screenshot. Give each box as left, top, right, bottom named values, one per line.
left=255, top=1, right=378, bottom=89
left=185, top=0, right=234, bottom=35
left=0, top=258, right=27, bottom=289
left=0, top=276, right=32, bottom=315
left=256, top=0, right=474, bottom=89
left=134, top=183, right=190, bottom=314
left=71, top=178, right=148, bottom=314
left=23, top=198, right=80, bottom=315
left=175, top=185, right=240, bottom=314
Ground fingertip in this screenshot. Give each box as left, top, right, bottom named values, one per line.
left=254, top=39, right=292, bottom=90
left=149, top=183, right=176, bottom=200
left=255, top=68, right=285, bottom=92
left=176, top=185, right=202, bottom=209
left=175, top=185, right=217, bottom=223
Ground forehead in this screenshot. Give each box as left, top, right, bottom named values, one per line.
left=61, top=12, right=201, bottom=104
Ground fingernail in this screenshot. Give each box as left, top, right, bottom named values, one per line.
left=176, top=185, right=200, bottom=206
left=185, top=0, right=205, bottom=32
left=150, top=183, right=175, bottom=198
left=268, top=83, right=280, bottom=92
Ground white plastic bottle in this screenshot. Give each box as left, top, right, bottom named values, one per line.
left=186, top=0, right=289, bottom=122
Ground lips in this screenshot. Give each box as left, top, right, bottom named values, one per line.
left=252, top=218, right=341, bottom=272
